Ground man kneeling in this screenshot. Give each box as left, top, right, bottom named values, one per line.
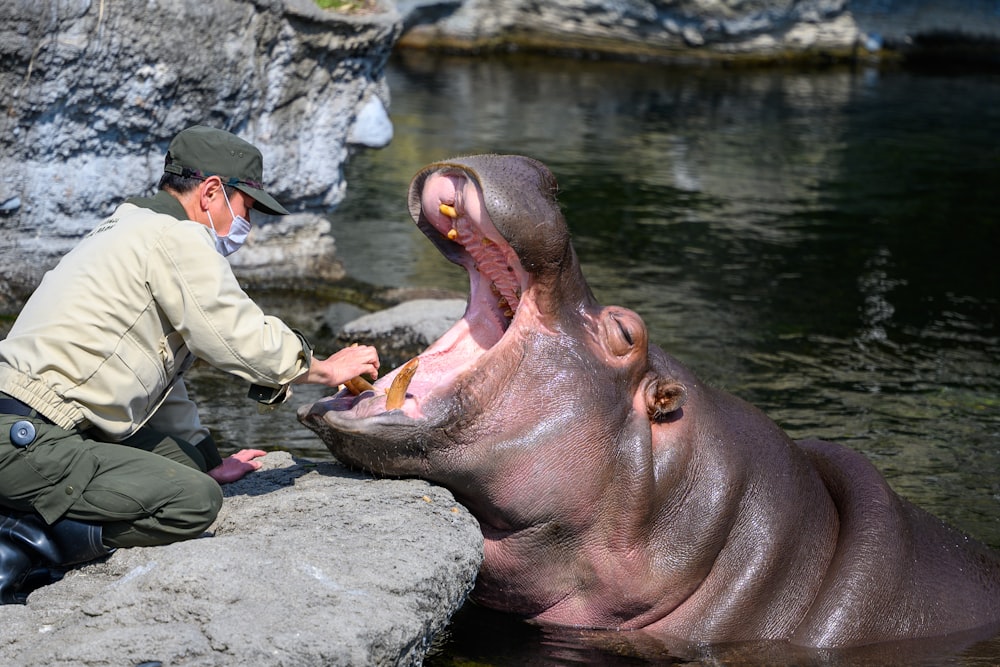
left=0, top=126, right=380, bottom=602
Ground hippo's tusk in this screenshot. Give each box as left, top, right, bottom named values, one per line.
left=385, top=357, right=420, bottom=410
left=344, top=375, right=376, bottom=395
left=441, top=203, right=460, bottom=239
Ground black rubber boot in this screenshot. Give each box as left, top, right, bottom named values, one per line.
left=0, top=512, right=111, bottom=604
left=0, top=512, right=59, bottom=604
left=48, top=518, right=111, bottom=566
left=0, top=539, right=34, bottom=604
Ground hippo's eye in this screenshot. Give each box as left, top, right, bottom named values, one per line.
left=600, top=307, right=645, bottom=360
left=607, top=314, right=635, bottom=356
left=616, top=317, right=633, bottom=345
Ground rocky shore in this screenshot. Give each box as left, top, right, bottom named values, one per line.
left=0, top=450, right=483, bottom=667
left=394, top=0, right=1000, bottom=65
left=0, top=297, right=478, bottom=666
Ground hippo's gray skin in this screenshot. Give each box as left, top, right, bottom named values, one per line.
left=299, top=155, right=1000, bottom=649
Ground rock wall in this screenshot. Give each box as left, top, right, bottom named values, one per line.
left=394, top=0, right=1000, bottom=63
left=0, top=0, right=401, bottom=311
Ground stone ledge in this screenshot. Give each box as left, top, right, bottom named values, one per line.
left=0, top=451, right=483, bottom=667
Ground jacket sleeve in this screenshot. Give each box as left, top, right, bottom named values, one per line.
left=148, top=222, right=311, bottom=389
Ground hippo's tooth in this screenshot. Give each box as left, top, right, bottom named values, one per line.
left=447, top=228, right=459, bottom=240
left=490, top=282, right=501, bottom=296
left=385, top=357, right=420, bottom=411
left=344, top=375, right=376, bottom=395
left=504, top=309, right=514, bottom=318
left=482, top=237, right=493, bottom=246
left=498, top=296, right=509, bottom=309
left=439, top=203, right=458, bottom=218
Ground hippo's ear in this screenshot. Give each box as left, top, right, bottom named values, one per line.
left=645, top=377, right=687, bottom=422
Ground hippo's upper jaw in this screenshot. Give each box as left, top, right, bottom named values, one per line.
left=298, top=156, right=581, bottom=470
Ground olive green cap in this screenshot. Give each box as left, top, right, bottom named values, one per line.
left=163, top=125, right=289, bottom=216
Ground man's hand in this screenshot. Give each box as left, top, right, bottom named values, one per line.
left=295, top=344, right=381, bottom=388
left=207, top=448, right=268, bottom=484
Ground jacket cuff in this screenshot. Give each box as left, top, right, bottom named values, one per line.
left=246, top=329, right=313, bottom=407
left=195, top=433, right=224, bottom=471
left=292, top=328, right=313, bottom=367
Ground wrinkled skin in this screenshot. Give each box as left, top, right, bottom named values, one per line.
left=299, top=155, right=1000, bottom=649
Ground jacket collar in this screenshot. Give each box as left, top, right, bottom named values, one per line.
left=124, top=190, right=190, bottom=220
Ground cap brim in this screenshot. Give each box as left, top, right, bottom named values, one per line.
left=236, top=184, right=289, bottom=216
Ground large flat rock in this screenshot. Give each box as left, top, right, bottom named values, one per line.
left=0, top=452, right=483, bottom=666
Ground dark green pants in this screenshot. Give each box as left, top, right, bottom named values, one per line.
left=0, top=414, right=222, bottom=548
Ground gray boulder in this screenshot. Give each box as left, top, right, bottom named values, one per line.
left=0, top=451, right=483, bottom=667
left=228, top=212, right=347, bottom=287
left=336, top=298, right=467, bottom=369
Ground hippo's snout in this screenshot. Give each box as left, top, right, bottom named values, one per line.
left=302, top=157, right=562, bottom=452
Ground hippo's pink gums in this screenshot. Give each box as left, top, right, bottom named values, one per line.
left=298, top=155, right=1000, bottom=649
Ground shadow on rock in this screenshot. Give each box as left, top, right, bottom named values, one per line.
left=221, top=454, right=371, bottom=498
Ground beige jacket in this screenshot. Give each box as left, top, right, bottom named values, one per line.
left=0, top=191, right=311, bottom=446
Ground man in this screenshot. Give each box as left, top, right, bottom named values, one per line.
left=0, top=125, right=380, bottom=603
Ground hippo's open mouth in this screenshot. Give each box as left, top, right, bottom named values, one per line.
left=321, top=167, right=531, bottom=421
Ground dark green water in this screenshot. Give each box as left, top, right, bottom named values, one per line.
left=199, top=52, right=1000, bottom=664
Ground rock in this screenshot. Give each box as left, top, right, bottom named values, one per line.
left=0, top=0, right=402, bottom=312
left=393, top=0, right=1000, bottom=64
left=0, top=451, right=483, bottom=667
left=336, top=298, right=467, bottom=369
left=228, top=212, right=347, bottom=287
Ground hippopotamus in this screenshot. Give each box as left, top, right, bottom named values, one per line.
left=298, top=154, right=1000, bottom=650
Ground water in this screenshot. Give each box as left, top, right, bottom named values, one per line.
left=194, top=52, right=1000, bottom=664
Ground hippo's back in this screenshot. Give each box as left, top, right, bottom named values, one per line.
left=794, top=438, right=1000, bottom=647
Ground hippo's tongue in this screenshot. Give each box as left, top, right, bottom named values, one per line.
left=338, top=306, right=501, bottom=419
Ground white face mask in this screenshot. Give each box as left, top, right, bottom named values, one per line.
left=206, top=188, right=252, bottom=257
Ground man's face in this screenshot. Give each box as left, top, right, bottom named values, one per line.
left=208, top=184, right=255, bottom=235
left=229, top=189, right=255, bottom=220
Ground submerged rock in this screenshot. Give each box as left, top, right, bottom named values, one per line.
left=0, top=452, right=483, bottom=667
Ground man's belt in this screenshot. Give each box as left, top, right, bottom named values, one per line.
left=0, top=395, right=53, bottom=424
